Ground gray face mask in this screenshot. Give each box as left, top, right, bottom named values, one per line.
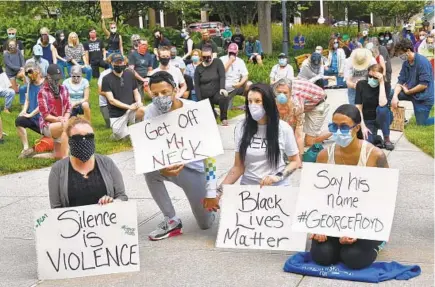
left=152, top=95, right=173, bottom=113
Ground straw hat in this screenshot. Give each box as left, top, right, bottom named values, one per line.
left=351, top=48, right=373, bottom=70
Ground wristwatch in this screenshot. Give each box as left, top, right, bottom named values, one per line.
left=275, top=172, right=284, bottom=182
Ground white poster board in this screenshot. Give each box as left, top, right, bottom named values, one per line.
left=216, top=185, right=307, bottom=251
left=292, top=163, right=399, bottom=241
left=129, top=99, right=224, bottom=174
left=35, top=201, right=139, bottom=280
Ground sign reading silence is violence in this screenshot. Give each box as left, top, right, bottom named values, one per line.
left=129, top=99, right=224, bottom=174
left=35, top=202, right=139, bottom=280
left=292, top=163, right=399, bottom=241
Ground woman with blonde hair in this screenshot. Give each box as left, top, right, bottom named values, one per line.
left=38, top=27, right=57, bottom=65
left=65, top=32, right=92, bottom=81
left=101, top=17, right=123, bottom=56
left=325, top=38, right=346, bottom=87
left=184, top=49, right=202, bottom=101
left=4, top=39, right=24, bottom=96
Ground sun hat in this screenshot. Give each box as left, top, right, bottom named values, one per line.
left=351, top=48, right=373, bottom=70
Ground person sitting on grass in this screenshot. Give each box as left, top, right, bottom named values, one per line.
left=36, top=64, right=71, bottom=159
left=63, top=65, right=91, bottom=122
left=97, top=55, right=113, bottom=128
left=0, top=113, right=3, bottom=144
left=16, top=63, right=45, bottom=158
left=298, top=53, right=326, bottom=88
left=144, top=71, right=219, bottom=241
left=245, top=36, right=264, bottom=66
left=101, top=53, right=145, bottom=140
left=197, top=30, right=218, bottom=58
left=310, top=104, right=388, bottom=270
left=355, top=64, right=394, bottom=150
left=270, top=53, right=294, bottom=85
left=293, top=32, right=305, bottom=50
left=184, top=49, right=202, bottom=101
left=4, top=39, right=24, bottom=96
left=391, top=39, right=434, bottom=126
left=49, top=117, right=128, bottom=208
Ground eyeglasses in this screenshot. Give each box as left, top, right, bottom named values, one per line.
left=8, top=33, right=15, bottom=36
left=25, top=69, right=34, bottom=76
left=328, top=123, right=357, bottom=134
left=70, top=133, right=95, bottom=141
left=72, top=75, right=81, bottom=78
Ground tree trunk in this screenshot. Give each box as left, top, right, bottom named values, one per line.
left=257, top=1, right=272, bottom=55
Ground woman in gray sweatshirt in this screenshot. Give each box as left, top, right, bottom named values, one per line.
left=4, top=39, right=24, bottom=92
left=48, top=117, right=128, bottom=208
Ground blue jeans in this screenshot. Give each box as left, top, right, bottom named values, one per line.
left=0, top=88, right=15, bottom=109
left=324, top=68, right=345, bottom=87
left=106, top=49, right=120, bottom=58
left=365, top=106, right=393, bottom=143
left=56, top=60, right=68, bottom=79
left=398, top=91, right=434, bottom=126
left=347, top=88, right=356, bottom=105
left=66, top=61, right=92, bottom=82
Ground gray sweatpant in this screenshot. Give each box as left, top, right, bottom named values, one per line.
left=144, top=167, right=214, bottom=230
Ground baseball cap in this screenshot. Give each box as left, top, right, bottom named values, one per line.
left=342, top=34, right=350, bottom=41
left=278, top=53, right=287, bottom=58
left=47, top=64, right=62, bottom=80
left=111, top=53, right=124, bottom=63
left=33, top=45, right=43, bottom=56
left=228, top=43, right=238, bottom=54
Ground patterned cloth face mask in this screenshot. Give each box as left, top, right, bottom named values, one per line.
left=69, top=133, right=95, bottom=162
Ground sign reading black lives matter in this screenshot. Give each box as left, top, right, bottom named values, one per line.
left=129, top=99, right=224, bottom=174
left=35, top=202, right=139, bottom=280
left=292, top=163, right=399, bottom=241
left=216, top=185, right=307, bottom=251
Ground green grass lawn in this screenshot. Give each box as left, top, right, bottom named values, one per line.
left=404, top=108, right=434, bottom=157
left=0, top=78, right=247, bottom=175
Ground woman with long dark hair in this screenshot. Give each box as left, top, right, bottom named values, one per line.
left=53, top=30, right=68, bottom=78
left=219, top=84, right=301, bottom=188
left=310, top=104, right=388, bottom=270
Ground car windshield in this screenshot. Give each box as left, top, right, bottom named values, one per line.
left=201, top=23, right=211, bottom=29
left=189, top=24, right=200, bottom=29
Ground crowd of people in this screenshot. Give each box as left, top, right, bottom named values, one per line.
left=0, top=20, right=434, bottom=271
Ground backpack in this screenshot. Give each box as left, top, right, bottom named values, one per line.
left=34, top=136, right=54, bottom=153
left=302, top=143, right=324, bottom=162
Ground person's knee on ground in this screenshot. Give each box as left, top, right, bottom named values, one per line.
left=255, top=55, right=263, bottom=65
left=310, top=238, right=340, bottom=266
left=340, top=243, right=378, bottom=270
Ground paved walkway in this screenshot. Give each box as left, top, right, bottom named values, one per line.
left=0, top=58, right=433, bottom=287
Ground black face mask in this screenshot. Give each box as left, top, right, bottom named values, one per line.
left=113, top=65, right=126, bottom=73
left=69, top=133, right=95, bottom=162
left=160, top=57, right=170, bottom=66
left=228, top=52, right=236, bottom=57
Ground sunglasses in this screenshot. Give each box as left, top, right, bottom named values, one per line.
left=72, top=75, right=82, bottom=78
left=70, top=133, right=95, bottom=141
left=8, top=33, right=15, bottom=36
left=328, top=123, right=357, bottom=134
left=25, top=69, right=34, bottom=76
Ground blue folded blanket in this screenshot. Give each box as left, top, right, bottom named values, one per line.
left=283, top=252, right=421, bottom=283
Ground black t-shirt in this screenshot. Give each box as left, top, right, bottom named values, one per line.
left=107, top=33, right=121, bottom=51
left=231, top=34, right=245, bottom=50
left=2, top=39, right=24, bottom=53
left=84, top=39, right=105, bottom=62
left=68, top=161, right=107, bottom=207
left=184, top=74, right=194, bottom=100
left=342, top=45, right=351, bottom=58
left=153, top=36, right=171, bottom=49
left=128, top=51, right=153, bottom=78
left=102, top=69, right=138, bottom=118
left=196, top=40, right=218, bottom=53
left=53, top=40, right=67, bottom=58
left=355, top=80, right=388, bottom=121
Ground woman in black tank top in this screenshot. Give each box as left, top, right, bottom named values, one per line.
left=101, top=17, right=124, bottom=56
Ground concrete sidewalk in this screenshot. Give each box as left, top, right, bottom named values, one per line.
left=0, top=59, right=433, bottom=287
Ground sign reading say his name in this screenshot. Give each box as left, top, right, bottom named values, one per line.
left=292, top=163, right=399, bottom=241
left=216, top=185, right=307, bottom=251
left=35, top=202, right=139, bottom=280
left=129, top=99, right=224, bottom=174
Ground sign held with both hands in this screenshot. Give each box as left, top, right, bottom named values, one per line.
left=129, top=99, right=224, bottom=174
left=35, top=202, right=139, bottom=280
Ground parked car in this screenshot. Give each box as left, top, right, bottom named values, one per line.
left=187, top=22, right=225, bottom=36
left=333, top=20, right=371, bottom=28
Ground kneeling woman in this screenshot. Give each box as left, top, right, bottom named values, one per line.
left=49, top=117, right=128, bottom=208
left=355, top=64, right=394, bottom=150
left=310, top=104, right=388, bottom=269
left=220, top=83, right=301, bottom=188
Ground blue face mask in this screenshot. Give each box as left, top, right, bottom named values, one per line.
left=368, top=78, right=379, bottom=88
left=276, top=93, right=288, bottom=104
left=278, top=58, right=287, bottom=66
left=332, top=129, right=354, bottom=148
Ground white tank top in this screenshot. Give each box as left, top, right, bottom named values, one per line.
left=327, top=141, right=374, bottom=167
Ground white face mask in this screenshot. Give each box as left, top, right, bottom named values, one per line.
left=248, top=104, right=266, bottom=121
left=110, top=28, right=117, bottom=33
left=420, top=35, right=426, bottom=41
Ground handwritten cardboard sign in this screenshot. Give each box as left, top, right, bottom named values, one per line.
left=129, top=99, right=224, bottom=174
left=100, top=0, right=113, bottom=19
left=35, top=202, right=139, bottom=280
left=216, top=185, right=307, bottom=251
left=390, top=106, right=405, bottom=132
left=292, top=163, right=399, bottom=241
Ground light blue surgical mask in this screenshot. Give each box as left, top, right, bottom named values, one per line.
left=276, top=93, right=288, bottom=104
left=368, top=78, right=379, bottom=88
left=248, top=104, right=266, bottom=121
left=278, top=58, right=287, bottom=66
left=191, top=55, right=200, bottom=63
left=332, top=130, right=354, bottom=148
